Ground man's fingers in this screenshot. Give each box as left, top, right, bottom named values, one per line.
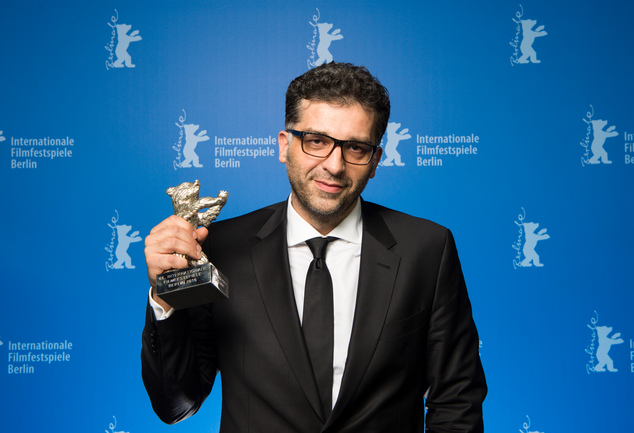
left=146, top=247, right=190, bottom=288
left=149, top=215, right=193, bottom=235
left=144, top=215, right=204, bottom=287
left=148, top=233, right=201, bottom=259
left=146, top=223, right=201, bottom=260
left=195, top=226, right=209, bottom=245
left=149, top=252, right=189, bottom=273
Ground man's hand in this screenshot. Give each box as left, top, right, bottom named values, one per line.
left=144, top=215, right=208, bottom=310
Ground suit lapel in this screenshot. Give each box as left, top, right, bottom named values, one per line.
left=250, top=202, right=326, bottom=421
left=326, top=202, right=400, bottom=427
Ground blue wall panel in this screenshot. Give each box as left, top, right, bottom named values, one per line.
left=1, top=1, right=632, bottom=432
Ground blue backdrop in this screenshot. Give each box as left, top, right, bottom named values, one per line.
left=2, top=1, right=633, bottom=432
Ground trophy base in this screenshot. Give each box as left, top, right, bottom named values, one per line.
left=156, top=262, right=228, bottom=310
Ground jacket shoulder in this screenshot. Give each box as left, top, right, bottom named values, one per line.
left=205, top=201, right=284, bottom=247
left=213, top=202, right=282, bottom=229
left=362, top=201, right=448, bottom=235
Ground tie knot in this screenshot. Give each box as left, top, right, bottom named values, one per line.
left=305, top=236, right=336, bottom=260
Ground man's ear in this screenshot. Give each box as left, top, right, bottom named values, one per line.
left=369, top=146, right=382, bottom=178
left=278, top=130, right=289, bottom=163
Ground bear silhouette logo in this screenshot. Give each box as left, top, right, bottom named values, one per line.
left=594, top=325, right=624, bottom=372
left=113, top=23, right=142, bottom=68
left=314, top=22, right=343, bottom=66
left=112, top=224, right=142, bottom=269
left=520, top=222, right=550, bottom=267
left=589, top=119, right=618, bottom=164
left=518, top=19, right=547, bottom=64
left=380, top=122, right=411, bottom=167
left=178, top=123, right=210, bottom=168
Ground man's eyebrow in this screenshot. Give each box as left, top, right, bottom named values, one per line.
left=305, top=130, right=373, bottom=144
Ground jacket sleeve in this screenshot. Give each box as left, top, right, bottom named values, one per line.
left=424, top=229, right=487, bottom=433
left=141, top=300, right=219, bottom=424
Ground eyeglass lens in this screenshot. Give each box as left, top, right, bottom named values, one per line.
left=302, top=133, right=374, bottom=164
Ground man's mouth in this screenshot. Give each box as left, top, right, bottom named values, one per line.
left=314, top=178, right=345, bottom=194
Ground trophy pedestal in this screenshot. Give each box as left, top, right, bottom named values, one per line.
left=156, top=262, right=228, bottom=310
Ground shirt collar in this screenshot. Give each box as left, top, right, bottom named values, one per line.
left=286, top=195, right=363, bottom=247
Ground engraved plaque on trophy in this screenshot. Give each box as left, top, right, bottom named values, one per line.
left=155, top=180, right=229, bottom=310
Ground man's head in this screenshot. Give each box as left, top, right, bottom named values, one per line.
left=279, top=63, right=391, bottom=234
left=285, top=62, right=390, bottom=146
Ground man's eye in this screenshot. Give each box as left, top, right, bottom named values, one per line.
left=347, top=143, right=369, bottom=154
left=306, top=136, right=328, bottom=146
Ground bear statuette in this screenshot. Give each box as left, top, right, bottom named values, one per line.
left=155, top=180, right=229, bottom=309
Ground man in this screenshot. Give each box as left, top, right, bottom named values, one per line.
left=142, top=62, right=486, bottom=432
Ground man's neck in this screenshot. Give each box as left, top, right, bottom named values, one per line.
left=290, top=195, right=357, bottom=236
left=288, top=193, right=361, bottom=236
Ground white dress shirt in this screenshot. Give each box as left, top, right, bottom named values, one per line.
left=150, top=196, right=363, bottom=408
left=286, top=195, right=362, bottom=408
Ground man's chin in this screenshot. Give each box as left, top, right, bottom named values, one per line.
left=307, top=196, right=355, bottom=220
left=291, top=183, right=358, bottom=222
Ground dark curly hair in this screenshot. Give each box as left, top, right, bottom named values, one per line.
left=285, top=62, right=391, bottom=145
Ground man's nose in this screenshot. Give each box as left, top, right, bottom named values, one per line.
left=321, top=145, right=346, bottom=175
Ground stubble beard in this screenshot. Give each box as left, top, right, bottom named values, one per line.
left=286, top=151, right=371, bottom=226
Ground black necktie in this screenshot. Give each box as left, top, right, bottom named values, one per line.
left=303, top=236, right=336, bottom=417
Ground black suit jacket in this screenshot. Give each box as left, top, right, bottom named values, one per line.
left=142, top=200, right=486, bottom=432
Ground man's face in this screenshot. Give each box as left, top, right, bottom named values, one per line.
left=278, top=100, right=382, bottom=232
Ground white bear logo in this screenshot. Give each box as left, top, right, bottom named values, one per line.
left=520, top=222, right=549, bottom=267
left=113, top=23, right=142, bottom=68
left=314, top=22, right=343, bottom=66
left=588, top=119, right=618, bottom=164
left=113, top=224, right=142, bottom=269
left=518, top=19, right=547, bottom=64
left=380, top=122, right=411, bottom=167
left=179, top=123, right=210, bottom=168
left=594, top=325, right=624, bottom=372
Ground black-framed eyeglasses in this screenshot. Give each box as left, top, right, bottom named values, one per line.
left=286, top=129, right=378, bottom=166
